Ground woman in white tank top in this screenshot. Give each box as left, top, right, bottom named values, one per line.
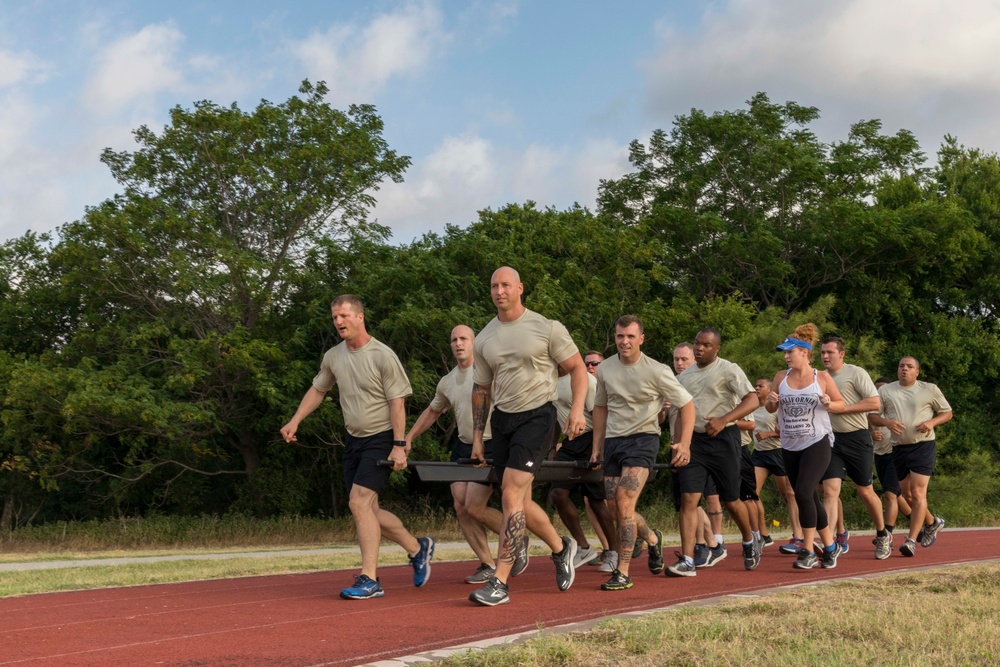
left=765, top=324, right=846, bottom=570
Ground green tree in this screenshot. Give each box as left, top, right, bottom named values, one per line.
left=4, top=81, right=409, bottom=517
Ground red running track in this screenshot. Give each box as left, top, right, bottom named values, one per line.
left=2, top=528, right=997, bottom=667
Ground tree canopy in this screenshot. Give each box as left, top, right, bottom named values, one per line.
left=2, top=89, right=999, bottom=528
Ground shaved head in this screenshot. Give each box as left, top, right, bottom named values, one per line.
left=491, top=266, right=521, bottom=284
left=451, top=324, right=475, bottom=340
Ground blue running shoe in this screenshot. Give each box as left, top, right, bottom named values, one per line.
left=340, top=574, right=384, bottom=600
left=410, top=536, right=435, bottom=587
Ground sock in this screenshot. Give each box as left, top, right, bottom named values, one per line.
left=683, top=555, right=694, bottom=565
left=886, top=524, right=894, bottom=533
left=714, top=533, right=724, bottom=545
left=877, top=528, right=888, bottom=537
left=752, top=531, right=761, bottom=541
left=742, top=540, right=753, bottom=547
left=825, top=543, right=836, bottom=553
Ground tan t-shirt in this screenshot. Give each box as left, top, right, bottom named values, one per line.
left=429, top=365, right=492, bottom=443
left=872, top=424, right=892, bottom=455
left=877, top=380, right=953, bottom=445
left=828, top=364, right=879, bottom=432
left=473, top=309, right=578, bottom=413
left=596, top=353, right=692, bottom=438
left=555, top=373, right=596, bottom=434
left=752, top=406, right=781, bottom=451
left=312, top=337, right=412, bottom=437
left=740, top=424, right=754, bottom=447
left=677, top=357, right=755, bottom=433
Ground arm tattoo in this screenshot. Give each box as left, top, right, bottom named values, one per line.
left=499, top=510, right=526, bottom=565
left=472, top=384, right=491, bottom=433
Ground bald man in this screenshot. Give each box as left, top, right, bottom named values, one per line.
left=405, top=325, right=504, bottom=584
left=469, top=266, right=588, bottom=606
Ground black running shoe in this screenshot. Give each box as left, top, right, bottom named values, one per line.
left=600, top=569, right=634, bottom=591
left=469, top=576, right=510, bottom=606
left=647, top=528, right=665, bottom=574
left=551, top=536, right=578, bottom=591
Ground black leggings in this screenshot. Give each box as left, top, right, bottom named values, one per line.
left=782, top=437, right=832, bottom=530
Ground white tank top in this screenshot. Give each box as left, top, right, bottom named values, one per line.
left=777, top=369, right=833, bottom=451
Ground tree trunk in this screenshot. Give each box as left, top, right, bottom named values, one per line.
left=1, top=490, right=13, bottom=534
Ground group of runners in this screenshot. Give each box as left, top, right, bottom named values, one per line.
left=280, top=267, right=953, bottom=605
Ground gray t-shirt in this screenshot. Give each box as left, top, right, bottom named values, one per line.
left=596, top=353, right=692, bottom=438
left=312, top=337, right=413, bottom=437
left=429, top=364, right=492, bottom=443
left=828, top=364, right=879, bottom=433
left=677, top=357, right=755, bottom=433
left=473, top=308, right=578, bottom=413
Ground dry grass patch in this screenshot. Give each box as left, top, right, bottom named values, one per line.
left=439, top=564, right=1000, bottom=667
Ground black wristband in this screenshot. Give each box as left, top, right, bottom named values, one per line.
left=393, top=440, right=407, bottom=448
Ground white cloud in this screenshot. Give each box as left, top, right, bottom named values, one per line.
left=84, top=23, right=186, bottom=111
left=373, top=133, right=630, bottom=243
left=290, top=2, right=446, bottom=103
left=644, top=0, right=1000, bottom=155
left=0, top=48, right=47, bottom=88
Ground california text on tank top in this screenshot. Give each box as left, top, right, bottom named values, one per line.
left=778, top=369, right=833, bottom=452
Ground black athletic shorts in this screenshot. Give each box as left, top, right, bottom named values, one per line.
left=603, top=432, right=659, bottom=478
left=751, top=448, right=786, bottom=477
left=740, top=445, right=758, bottom=501
left=823, top=429, right=875, bottom=486
left=490, top=402, right=557, bottom=484
left=874, top=452, right=902, bottom=496
left=551, top=431, right=604, bottom=500
left=670, top=471, right=718, bottom=512
left=893, top=440, right=936, bottom=480
left=344, top=429, right=394, bottom=495
left=451, top=438, right=495, bottom=487
left=677, top=425, right=742, bottom=503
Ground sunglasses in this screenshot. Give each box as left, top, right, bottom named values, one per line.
left=585, top=361, right=601, bottom=367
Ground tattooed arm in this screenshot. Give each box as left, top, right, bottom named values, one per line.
left=471, top=382, right=492, bottom=466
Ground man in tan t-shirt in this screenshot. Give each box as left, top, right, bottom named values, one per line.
left=669, top=327, right=760, bottom=577
left=869, top=356, right=952, bottom=557
left=405, top=325, right=504, bottom=584
left=592, top=316, right=693, bottom=590
left=820, top=336, right=891, bottom=559
left=870, top=377, right=916, bottom=540
left=281, top=294, right=433, bottom=601
left=467, top=266, right=588, bottom=606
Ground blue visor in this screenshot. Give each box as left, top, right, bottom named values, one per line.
left=776, top=337, right=812, bottom=351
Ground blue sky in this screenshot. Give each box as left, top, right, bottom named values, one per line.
left=3, top=1, right=1000, bottom=244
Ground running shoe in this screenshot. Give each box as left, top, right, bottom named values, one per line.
left=574, top=545, right=597, bottom=568
left=597, top=550, right=619, bottom=573
left=551, top=536, right=578, bottom=591
left=793, top=549, right=818, bottom=570
left=600, top=569, right=634, bottom=591
left=900, top=537, right=917, bottom=557
left=647, top=529, right=665, bottom=574
left=873, top=532, right=892, bottom=560
left=410, top=536, right=435, bottom=587
left=743, top=541, right=760, bottom=570
left=761, top=534, right=774, bottom=548
left=469, top=576, right=510, bottom=606
left=692, top=543, right=710, bottom=567
left=340, top=574, right=384, bottom=600
left=916, top=526, right=926, bottom=544
left=511, top=535, right=529, bottom=577
left=666, top=552, right=697, bottom=577
left=921, top=516, right=945, bottom=548
left=836, top=529, right=850, bottom=554
left=632, top=539, right=645, bottom=559
left=465, top=563, right=495, bottom=584
left=821, top=542, right=843, bottom=569
left=589, top=550, right=606, bottom=566
left=779, top=537, right=804, bottom=555
left=701, top=543, right=728, bottom=568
